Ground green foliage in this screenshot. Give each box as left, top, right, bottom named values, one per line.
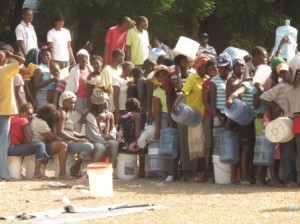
left=214, top=0, right=284, bottom=50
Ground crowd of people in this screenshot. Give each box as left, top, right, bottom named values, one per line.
left=1, top=7, right=300, bottom=188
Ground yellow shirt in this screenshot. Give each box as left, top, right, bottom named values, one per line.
left=126, top=27, right=150, bottom=65
left=153, top=86, right=168, bottom=113
left=182, top=73, right=208, bottom=116
left=0, top=62, right=19, bottom=115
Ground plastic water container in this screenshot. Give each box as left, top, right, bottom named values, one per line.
left=225, top=98, right=254, bottom=125
left=224, top=47, right=249, bottom=61
left=289, top=52, right=300, bottom=76
left=172, top=36, right=200, bottom=60
left=252, top=65, right=272, bottom=86
left=172, top=102, right=201, bottom=127
left=159, top=128, right=179, bottom=159
left=213, top=127, right=225, bottom=155
left=148, top=46, right=166, bottom=61
left=265, top=117, right=294, bottom=143
left=117, top=153, right=137, bottom=180
left=87, top=162, right=113, bottom=197
left=22, top=155, right=46, bottom=178
left=253, top=134, right=275, bottom=166
left=8, top=156, right=22, bottom=180
left=145, top=142, right=167, bottom=176
left=272, top=19, right=298, bottom=63
left=212, top=155, right=231, bottom=184
left=220, top=130, right=239, bottom=164
left=137, top=125, right=155, bottom=149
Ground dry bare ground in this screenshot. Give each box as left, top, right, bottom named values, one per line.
left=0, top=178, right=300, bottom=224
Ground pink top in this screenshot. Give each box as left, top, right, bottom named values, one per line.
left=10, top=116, right=29, bottom=145
left=203, top=79, right=213, bottom=118
left=76, top=68, right=90, bottom=98
left=105, top=26, right=127, bottom=64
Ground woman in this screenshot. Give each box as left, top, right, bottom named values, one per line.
left=85, top=88, right=119, bottom=168
left=202, top=59, right=218, bottom=181
left=30, top=104, right=68, bottom=178
left=151, top=65, right=175, bottom=180
left=33, top=47, right=58, bottom=108
left=86, top=55, right=103, bottom=110
left=8, top=103, right=48, bottom=179
left=173, top=56, right=209, bottom=181
left=56, top=91, right=94, bottom=177
left=113, top=61, right=134, bottom=122
left=65, top=49, right=93, bottom=132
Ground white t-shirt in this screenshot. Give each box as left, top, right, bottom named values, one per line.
left=15, top=21, right=38, bottom=54
left=30, top=116, right=51, bottom=142
left=112, top=76, right=128, bottom=111
left=47, top=28, right=71, bottom=61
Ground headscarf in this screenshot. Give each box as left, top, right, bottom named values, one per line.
left=59, top=91, right=77, bottom=108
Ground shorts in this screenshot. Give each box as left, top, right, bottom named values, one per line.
left=237, top=119, right=256, bottom=148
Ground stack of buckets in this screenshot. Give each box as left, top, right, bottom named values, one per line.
left=212, top=127, right=239, bottom=184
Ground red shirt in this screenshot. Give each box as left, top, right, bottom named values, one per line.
left=105, top=26, right=127, bottom=64
left=76, top=68, right=90, bottom=98
left=10, top=116, right=29, bottom=145
left=203, top=79, right=213, bottom=118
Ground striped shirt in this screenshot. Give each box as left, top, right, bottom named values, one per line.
left=241, top=81, right=256, bottom=110
left=211, top=75, right=226, bottom=112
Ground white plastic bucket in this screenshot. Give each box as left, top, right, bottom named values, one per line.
left=265, top=117, right=294, bottom=143
left=212, top=155, right=231, bottom=184
left=117, top=153, right=137, bottom=180
left=8, top=156, right=22, bottom=180
left=22, top=155, right=46, bottom=178
left=87, top=162, right=113, bottom=197
left=172, top=36, right=200, bottom=60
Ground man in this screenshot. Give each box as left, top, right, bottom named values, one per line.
left=97, top=49, right=124, bottom=112
left=15, top=8, right=38, bottom=56
left=245, top=46, right=268, bottom=79
left=47, top=14, right=76, bottom=69
left=104, top=16, right=132, bottom=65
left=197, top=33, right=216, bottom=57
left=261, top=63, right=297, bottom=187
left=125, top=16, right=150, bottom=67
left=0, top=50, right=25, bottom=180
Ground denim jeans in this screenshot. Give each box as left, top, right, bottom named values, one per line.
left=8, top=142, right=49, bottom=161
left=0, top=116, right=10, bottom=179
left=280, top=138, right=297, bottom=183
left=68, top=142, right=94, bottom=160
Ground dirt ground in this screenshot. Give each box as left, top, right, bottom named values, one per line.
left=0, top=177, right=300, bottom=224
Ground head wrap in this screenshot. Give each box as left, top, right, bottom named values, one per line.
left=59, top=91, right=77, bottom=108
left=90, top=88, right=109, bottom=105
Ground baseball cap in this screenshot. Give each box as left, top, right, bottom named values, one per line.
left=217, top=52, right=232, bottom=68
left=276, top=62, right=289, bottom=74
left=271, top=57, right=285, bottom=70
